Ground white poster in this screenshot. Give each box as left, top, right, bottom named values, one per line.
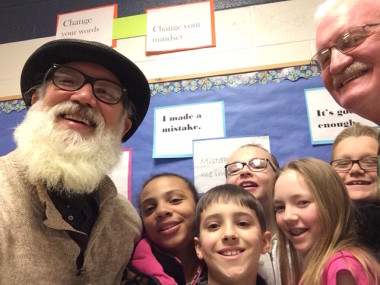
left=193, top=136, right=270, bottom=194
left=145, top=0, right=215, bottom=55
left=304, top=87, right=377, bottom=144
left=56, top=4, right=116, bottom=46
left=153, top=101, right=225, bottom=158
left=109, top=149, right=132, bottom=200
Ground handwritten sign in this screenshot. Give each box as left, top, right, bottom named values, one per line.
left=304, top=87, right=377, bottom=144
left=193, top=136, right=271, bottom=194
left=56, top=4, right=117, bottom=46
left=153, top=101, right=225, bottom=158
left=146, top=0, right=216, bottom=55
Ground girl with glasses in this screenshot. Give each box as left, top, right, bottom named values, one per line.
left=330, top=123, right=379, bottom=202
left=330, top=123, right=380, bottom=262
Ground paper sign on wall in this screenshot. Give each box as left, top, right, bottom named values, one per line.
left=193, top=136, right=271, bottom=194
left=305, top=87, right=377, bottom=144
left=56, top=4, right=117, bottom=47
left=145, top=0, right=216, bottom=55
left=153, top=101, right=225, bottom=158
left=109, top=148, right=132, bottom=201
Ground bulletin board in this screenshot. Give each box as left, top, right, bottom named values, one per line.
left=0, top=65, right=330, bottom=208
left=126, top=66, right=329, bottom=208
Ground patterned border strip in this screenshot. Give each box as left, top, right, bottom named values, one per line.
left=150, top=65, right=318, bottom=96
left=0, top=100, right=26, bottom=114
left=1, top=65, right=318, bottom=113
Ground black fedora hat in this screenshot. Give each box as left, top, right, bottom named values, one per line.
left=20, top=39, right=150, bottom=142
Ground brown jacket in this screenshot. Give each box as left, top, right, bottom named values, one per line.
left=0, top=150, right=142, bottom=284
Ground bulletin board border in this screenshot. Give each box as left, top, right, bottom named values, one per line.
left=0, top=63, right=318, bottom=113
left=149, top=64, right=317, bottom=96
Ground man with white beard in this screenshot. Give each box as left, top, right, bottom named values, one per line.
left=0, top=39, right=150, bottom=284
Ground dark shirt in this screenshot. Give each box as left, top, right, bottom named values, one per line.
left=196, top=267, right=267, bottom=285
left=354, top=199, right=380, bottom=262
left=48, top=189, right=100, bottom=271
left=152, top=246, right=186, bottom=285
left=123, top=243, right=186, bottom=285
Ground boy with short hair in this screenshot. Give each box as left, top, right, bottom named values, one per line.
left=194, top=184, right=271, bottom=285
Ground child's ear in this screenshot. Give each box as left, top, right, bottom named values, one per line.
left=194, top=237, right=204, bottom=260
left=261, top=231, right=272, bottom=254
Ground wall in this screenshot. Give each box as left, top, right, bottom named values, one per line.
left=0, top=0, right=324, bottom=99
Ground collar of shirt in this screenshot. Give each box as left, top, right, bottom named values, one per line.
left=47, top=189, right=100, bottom=236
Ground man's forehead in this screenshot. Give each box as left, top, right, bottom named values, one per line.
left=318, top=0, right=379, bottom=25
left=315, top=0, right=373, bottom=48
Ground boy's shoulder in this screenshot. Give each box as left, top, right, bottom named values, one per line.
left=257, top=274, right=268, bottom=285
left=195, top=266, right=268, bottom=285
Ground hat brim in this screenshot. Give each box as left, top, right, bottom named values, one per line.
left=20, top=39, right=150, bottom=142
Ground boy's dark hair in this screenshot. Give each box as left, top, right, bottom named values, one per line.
left=194, top=184, right=266, bottom=237
left=140, top=172, right=199, bottom=206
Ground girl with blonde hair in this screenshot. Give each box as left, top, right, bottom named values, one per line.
left=273, top=158, right=379, bottom=285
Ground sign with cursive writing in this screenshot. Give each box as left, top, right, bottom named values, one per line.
left=193, top=136, right=271, bottom=194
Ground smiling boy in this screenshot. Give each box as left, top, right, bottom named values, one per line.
left=194, top=184, right=271, bottom=285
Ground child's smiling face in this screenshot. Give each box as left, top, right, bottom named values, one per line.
left=274, top=170, right=321, bottom=255
left=140, top=176, right=196, bottom=255
left=194, top=201, right=270, bottom=284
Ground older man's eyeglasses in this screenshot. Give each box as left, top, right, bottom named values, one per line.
left=330, top=156, right=378, bottom=173
left=44, top=64, right=127, bottom=105
left=311, top=23, right=380, bottom=72
left=225, top=158, right=276, bottom=177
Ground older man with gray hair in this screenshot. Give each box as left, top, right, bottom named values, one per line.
left=0, top=39, right=151, bottom=284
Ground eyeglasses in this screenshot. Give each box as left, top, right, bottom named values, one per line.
left=44, top=64, right=127, bottom=105
left=225, top=158, right=276, bottom=177
left=311, top=23, right=380, bottom=72
left=330, top=156, right=378, bottom=173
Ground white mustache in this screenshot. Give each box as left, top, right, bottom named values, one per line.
left=333, top=61, right=369, bottom=88
left=49, top=101, right=104, bottom=128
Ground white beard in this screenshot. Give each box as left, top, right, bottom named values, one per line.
left=14, top=100, right=125, bottom=196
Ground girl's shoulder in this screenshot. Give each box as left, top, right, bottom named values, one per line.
left=129, top=238, right=178, bottom=285
left=322, top=250, right=375, bottom=285
left=326, top=250, right=356, bottom=263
